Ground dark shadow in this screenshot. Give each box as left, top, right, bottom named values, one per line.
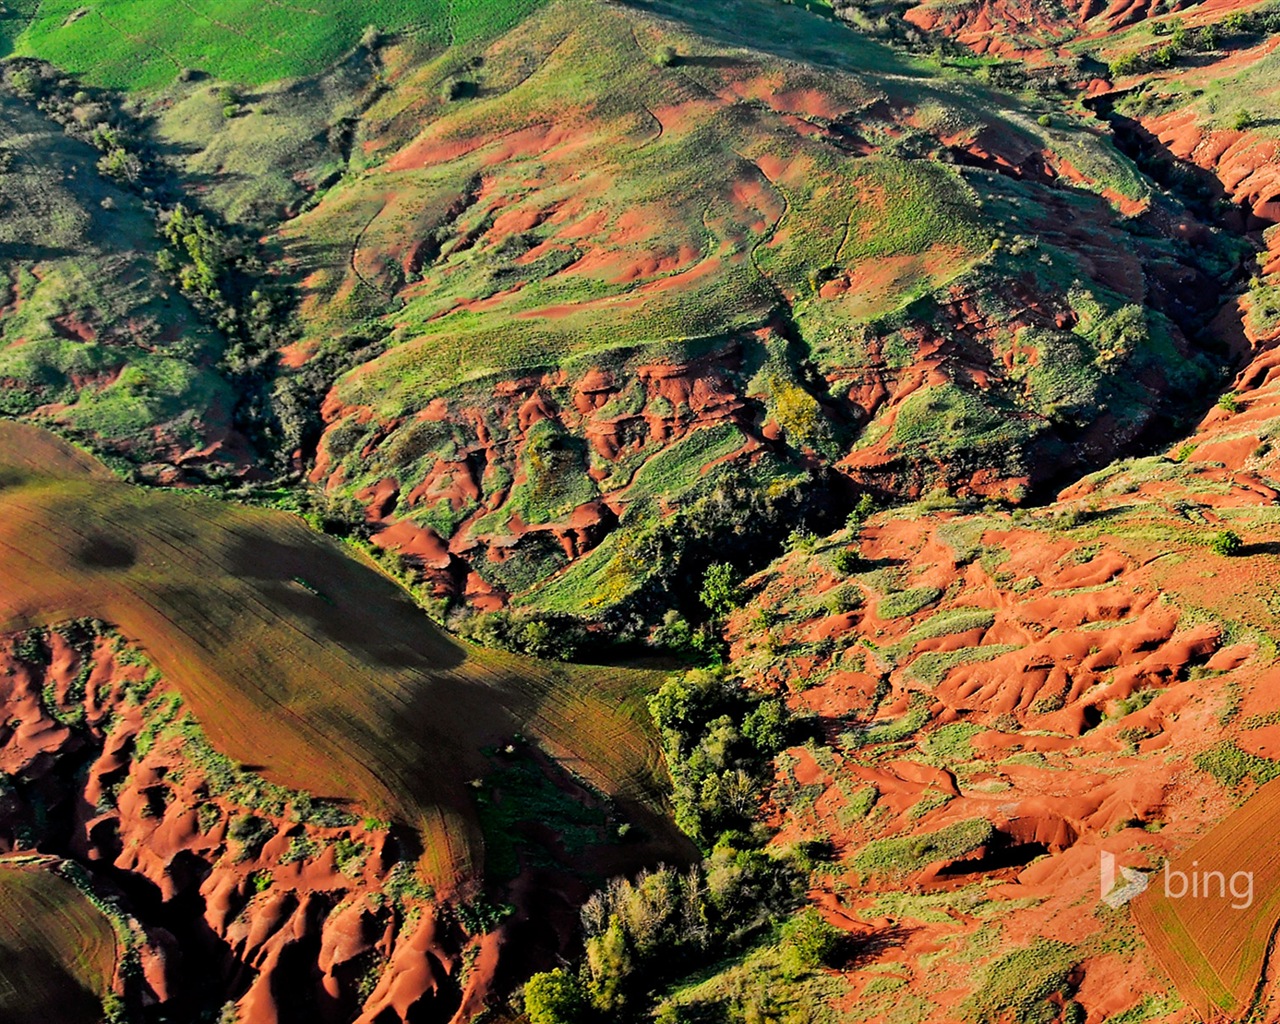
left=840, top=925, right=919, bottom=969
left=0, top=242, right=80, bottom=261
left=76, top=536, right=136, bottom=570
left=939, top=840, right=1050, bottom=875
left=677, top=55, right=750, bottom=68
left=1240, top=541, right=1280, bottom=557
left=623, top=0, right=924, bottom=77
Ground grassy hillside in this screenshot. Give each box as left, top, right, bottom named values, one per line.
left=0, top=422, right=679, bottom=887
left=2, top=0, right=549, bottom=89
left=0, top=80, right=243, bottom=474
left=0, top=865, right=116, bottom=1024
left=269, top=0, right=1229, bottom=614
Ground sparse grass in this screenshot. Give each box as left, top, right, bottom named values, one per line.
left=877, top=586, right=944, bottom=620
left=923, top=721, right=983, bottom=761
left=1195, top=741, right=1280, bottom=789
left=960, top=938, right=1079, bottom=1024
left=853, top=818, right=994, bottom=875
left=905, top=644, right=1019, bottom=686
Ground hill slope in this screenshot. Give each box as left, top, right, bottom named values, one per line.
left=0, top=422, right=681, bottom=890
left=266, top=0, right=1241, bottom=616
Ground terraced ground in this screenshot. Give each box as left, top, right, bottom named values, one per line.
left=0, top=422, right=680, bottom=888
left=0, top=864, right=116, bottom=1024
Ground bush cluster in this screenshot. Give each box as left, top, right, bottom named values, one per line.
left=649, top=668, right=792, bottom=847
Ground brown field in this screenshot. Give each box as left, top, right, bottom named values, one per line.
left=1133, top=775, right=1280, bottom=1020
left=0, top=422, right=680, bottom=889
left=0, top=863, right=116, bottom=1024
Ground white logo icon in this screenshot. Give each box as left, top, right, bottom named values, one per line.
left=1100, top=851, right=1150, bottom=908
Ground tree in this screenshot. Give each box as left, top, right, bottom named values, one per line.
left=846, top=493, right=875, bottom=534
left=524, top=969, right=589, bottom=1024
left=831, top=548, right=860, bottom=574
left=779, top=908, right=841, bottom=977
left=699, top=562, right=743, bottom=618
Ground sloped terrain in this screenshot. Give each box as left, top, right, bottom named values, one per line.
left=0, top=82, right=247, bottom=476
left=270, top=0, right=1243, bottom=616
left=0, top=423, right=683, bottom=886
left=4, top=0, right=1280, bottom=1021
left=0, top=864, right=117, bottom=1024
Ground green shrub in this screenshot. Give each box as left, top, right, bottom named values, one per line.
left=1218, top=392, right=1241, bottom=413
left=653, top=44, right=678, bottom=67
left=524, top=969, right=589, bottom=1024
left=780, top=908, right=841, bottom=976
left=831, top=548, right=861, bottom=574
left=824, top=584, right=862, bottom=616
left=845, top=494, right=875, bottom=534
left=227, top=814, right=275, bottom=859
left=1209, top=530, right=1243, bottom=556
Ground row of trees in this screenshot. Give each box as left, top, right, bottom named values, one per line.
left=522, top=664, right=842, bottom=1022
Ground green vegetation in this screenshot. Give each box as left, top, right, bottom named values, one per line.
left=1195, top=741, right=1280, bottom=788
left=854, top=818, right=994, bottom=875
left=525, top=969, right=590, bottom=1024
left=6, top=0, right=550, bottom=89
left=877, top=586, right=944, bottom=620
left=700, top=563, right=747, bottom=619
left=787, top=905, right=851, bottom=970
left=960, top=939, right=1080, bottom=1024
left=473, top=744, right=613, bottom=882
left=923, top=721, right=983, bottom=760
left=649, top=668, right=791, bottom=847
left=904, top=644, right=1018, bottom=686
left=1209, top=530, right=1244, bottom=556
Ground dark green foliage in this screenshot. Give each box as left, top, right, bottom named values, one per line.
left=453, top=609, right=587, bottom=660
left=455, top=896, right=515, bottom=935
left=831, top=548, right=861, bottom=574
left=700, top=562, right=744, bottom=618
left=473, top=744, right=613, bottom=881
left=649, top=669, right=792, bottom=848
left=227, top=813, right=275, bottom=859
left=577, top=849, right=804, bottom=1015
